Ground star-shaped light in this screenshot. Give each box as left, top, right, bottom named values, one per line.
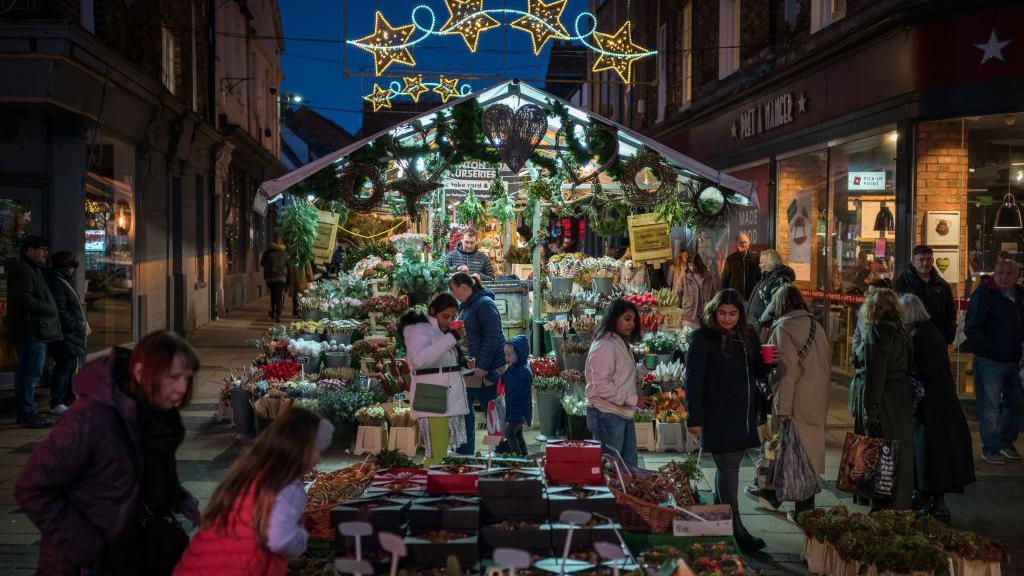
left=353, top=11, right=416, bottom=76
left=592, top=21, right=649, bottom=83
left=363, top=84, right=394, bottom=112
left=975, top=29, right=1013, bottom=65
left=432, top=75, right=461, bottom=103
left=512, top=0, right=570, bottom=55
left=402, top=74, right=430, bottom=103
left=440, top=0, right=501, bottom=53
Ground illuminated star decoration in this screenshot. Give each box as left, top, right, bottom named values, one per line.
left=440, top=0, right=501, bottom=52
left=592, top=21, right=648, bottom=83
left=402, top=74, right=430, bottom=103
left=353, top=11, right=416, bottom=76
left=433, top=75, right=462, bottom=103
left=512, top=0, right=570, bottom=55
left=363, top=84, right=395, bottom=112
left=974, top=29, right=1013, bottom=65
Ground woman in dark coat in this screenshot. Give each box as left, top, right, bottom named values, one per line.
left=854, top=288, right=915, bottom=511
left=15, top=331, right=200, bottom=575
left=685, top=289, right=773, bottom=552
left=900, top=293, right=975, bottom=521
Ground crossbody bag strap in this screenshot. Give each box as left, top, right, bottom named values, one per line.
left=797, top=318, right=817, bottom=364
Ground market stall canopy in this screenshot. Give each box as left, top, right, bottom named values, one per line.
left=260, top=80, right=756, bottom=207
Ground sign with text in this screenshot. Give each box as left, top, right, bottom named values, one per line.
left=312, top=210, right=340, bottom=264
left=848, top=171, right=887, bottom=191
left=628, top=212, right=672, bottom=263
left=732, top=92, right=806, bottom=139
left=443, top=160, right=498, bottom=193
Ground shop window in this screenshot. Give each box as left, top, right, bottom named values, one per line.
left=0, top=198, right=33, bottom=369
left=225, top=166, right=243, bottom=273
left=811, top=0, right=846, bottom=34
left=674, top=2, right=693, bottom=108
left=85, top=135, right=136, bottom=352
left=161, top=27, right=179, bottom=95
left=251, top=182, right=266, bottom=271
left=718, top=0, right=741, bottom=79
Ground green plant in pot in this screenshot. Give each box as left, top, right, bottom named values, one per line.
left=393, top=249, right=450, bottom=305
left=644, top=332, right=678, bottom=366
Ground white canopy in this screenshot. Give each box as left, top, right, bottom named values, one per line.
left=261, top=80, right=755, bottom=206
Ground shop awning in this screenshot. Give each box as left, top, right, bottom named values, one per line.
left=260, top=80, right=756, bottom=206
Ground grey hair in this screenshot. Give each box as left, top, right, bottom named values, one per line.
left=759, top=249, right=782, bottom=272
left=899, top=293, right=931, bottom=325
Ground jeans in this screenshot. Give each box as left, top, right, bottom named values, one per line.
left=456, top=384, right=498, bottom=455
left=267, top=282, right=287, bottom=319
left=973, top=356, right=1024, bottom=453
left=503, top=420, right=528, bottom=456
left=14, top=341, right=48, bottom=419
left=712, top=451, right=752, bottom=540
left=586, top=407, right=638, bottom=467
left=50, top=354, right=78, bottom=409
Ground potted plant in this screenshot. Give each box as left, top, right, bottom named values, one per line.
left=560, top=338, right=590, bottom=372
left=561, top=387, right=590, bottom=441
left=546, top=253, right=584, bottom=294
left=317, top=385, right=387, bottom=450
left=393, top=249, right=449, bottom=305
left=530, top=357, right=564, bottom=440
left=644, top=332, right=678, bottom=366
left=582, top=257, right=621, bottom=294
left=633, top=409, right=656, bottom=452
left=279, top=194, right=318, bottom=269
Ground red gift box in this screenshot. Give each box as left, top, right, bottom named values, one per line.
left=426, top=465, right=484, bottom=495
left=544, top=440, right=604, bottom=486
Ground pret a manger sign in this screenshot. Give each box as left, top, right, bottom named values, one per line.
left=735, top=92, right=799, bottom=139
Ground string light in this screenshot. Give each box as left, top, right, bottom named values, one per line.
left=346, top=4, right=657, bottom=80
left=592, top=21, right=648, bottom=84
left=511, top=0, right=569, bottom=56
left=441, top=0, right=501, bottom=53
left=402, top=74, right=430, bottom=103
left=363, top=83, right=395, bottom=111
left=432, top=75, right=462, bottom=103
left=352, top=11, right=416, bottom=76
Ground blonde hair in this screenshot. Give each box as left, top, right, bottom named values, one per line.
left=767, top=283, right=807, bottom=320
left=759, top=249, right=782, bottom=272
left=859, top=288, right=903, bottom=327
left=899, top=293, right=931, bottom=325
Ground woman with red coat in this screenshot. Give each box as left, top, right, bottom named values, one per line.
left=15, top=331, right=200, bottom=575
left=174, top=408, right=332, bottom=575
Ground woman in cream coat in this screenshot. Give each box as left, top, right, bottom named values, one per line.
left=400, top=293, right=470, bottom=465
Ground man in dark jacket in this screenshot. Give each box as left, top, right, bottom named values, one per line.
left=260, top=236, right=288, bottom=322
left=964, top=259, right=1024, bottom=464
left=746, top=249, right=796, bottom=329
left=720, top=233, right=759, bottom=301
left=6, top=235, right=62, bottom=428
left=47, top=251, right=88, bottom=415
left=445, top=227, right=495, bottom=281
left=894, top=245, right=956, bottom=343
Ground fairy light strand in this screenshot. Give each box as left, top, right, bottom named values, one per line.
left=363, top=76, right=474, bottom=110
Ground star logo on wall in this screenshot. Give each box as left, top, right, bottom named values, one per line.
left=974, top=29, right=1012, bottom=65
left=363, top=84, right=395, bottom=112
left=441, top=0, right=501, bottom=53
left=353, top=11, right=416, bottom=76
left=592, top=21, right=649, bottom=84
left=402, top=75, right=430, bottom=103
left=797, top=92, right=808, bottom=114
left=512, top=0, right=570, bottom=55
left=731, top=123, right=738, bottom=139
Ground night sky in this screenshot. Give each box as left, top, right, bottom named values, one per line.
left=279, top=0, right=591, bottom=135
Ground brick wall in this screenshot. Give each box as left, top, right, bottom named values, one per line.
left=916, top=120, right=969, bottom=296
left=776, top=151, right=828, bottom=288
left=691, top=0, right=720, bottom=98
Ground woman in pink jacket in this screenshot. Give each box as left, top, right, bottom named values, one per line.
left=584, top=298, right=649, bottom=467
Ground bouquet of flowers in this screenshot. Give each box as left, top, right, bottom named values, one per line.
left=561, top=387, right=588, bottom=416
left=337, top=273, right=371, bottom=300
left=534, top=375, right=567, bottom=393
left=562, top=369, right=584, bottom=386
left=389, top=232, right=430, bottom=253
left=288, top=339, right=327, bottom=359
left=316, top=378, right=347, bottom=392
left=356, top=405, right=388, bottom=426
left=317, top=385, right=388, bottom=424
left=581, top=256, right=621, bottom=278
left=543, top=291, right=575, bottom=312
left=676, top=326, right=697, bottom=356
left=544, top=318, right=570, bottom=337
left=359, top=295, right=408, bottom=316
left=649, top=360, right=684, bottom=384
left=353, top=256, right=384, bottom=279
left=387, top=405, right=413, bottom=427
left=573, top=315, right=597, bottom=335
left=547, top=252, right=584, bottom=279
left=289, top=320, right=322, bottom=336
left=651, top=388, right=687, bottom=424
left=529, top=357, right=561, bottom=378
left=262, top=360, right=301, bottom=382
left=644, top=332, right=678, bottom=355
left=560, top=339, right=590, bottom=356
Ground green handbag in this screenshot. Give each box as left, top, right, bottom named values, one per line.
left=412, top=382, right=448, bottom=414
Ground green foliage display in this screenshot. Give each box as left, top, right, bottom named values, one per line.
left=588, top=199, right=630, bottom=237
left=278, top=195, right=319, bottom=267
left=655, top=195, right=685, bottom=227
left=316, top=385, right=387, bottom=423
left=487, top=176, right=517, bottom=236
left=393, top=250, right=450, bottom=295
left=454, top=189, right=487, bottom=229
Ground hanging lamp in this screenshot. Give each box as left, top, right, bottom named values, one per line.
left=995, top=144, right=1022, bottom=230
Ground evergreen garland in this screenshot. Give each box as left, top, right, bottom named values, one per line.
left=278, top=194, right=319, bottom=267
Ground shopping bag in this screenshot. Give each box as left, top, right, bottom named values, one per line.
left=486, top=379, right=506, bottom=436
left=755, top=432, right=779, bottom=491
left=836, top=432, right=883, bottom=493
left=773, top=420, right=821, bottom=502
left=871, top=439, right=900, bottom=501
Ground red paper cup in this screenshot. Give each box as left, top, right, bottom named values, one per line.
left=451, top=320, right=464, bottom=330
left=761, top=344, right=776, bottom=364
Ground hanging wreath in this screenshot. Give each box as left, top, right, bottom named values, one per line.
left=588, top=201, right=630, bottom=237
left=620, top=147, right=677, bottom=209
left=679, top=178, right=732, bottom=233
left=338, top=162, right=386, bottom=213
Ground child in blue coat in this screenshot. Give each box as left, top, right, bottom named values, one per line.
left=501, top=335, right=533, bottom=456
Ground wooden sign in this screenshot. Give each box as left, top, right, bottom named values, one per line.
left=312, top=210, right=340, bottom=264
left=627, top=212, right=672, bottom=262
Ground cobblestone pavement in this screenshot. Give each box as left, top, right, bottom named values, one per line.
left=0, top=300, right=1021, bottom=575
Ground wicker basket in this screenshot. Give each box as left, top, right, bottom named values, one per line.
left=657, top=307, right=684, bottom=330
left=302, top=503, right=338, bottom=541
left=610, top=486, right=676, bottom=533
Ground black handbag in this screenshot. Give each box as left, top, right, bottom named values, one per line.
left=138, top=504, right=189, bottom=576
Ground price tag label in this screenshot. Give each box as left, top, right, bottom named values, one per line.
left=556, top=314, right=568, bottom=323
left=585, top=308, right=597, bottom=316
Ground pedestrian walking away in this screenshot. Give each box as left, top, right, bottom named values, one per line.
left=260, top=236, right=289, bottom=322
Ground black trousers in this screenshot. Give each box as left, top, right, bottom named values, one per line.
left=267, top=282, right=287, bottom=318
left=713, top=451, right=752, bottom=540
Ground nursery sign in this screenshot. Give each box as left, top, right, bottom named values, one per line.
left=627, top=213, right=672, bottom=262
left=312, top=210, right=340, bottom=264
left=443, top=160, right=497, bottom=193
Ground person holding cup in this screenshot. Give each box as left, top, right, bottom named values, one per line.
left=685, top=288, right=774, bottom=552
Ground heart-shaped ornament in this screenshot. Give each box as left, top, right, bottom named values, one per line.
left=936, top=257, right=951, bottom=272
left=482, top=104, right=548, bottom=174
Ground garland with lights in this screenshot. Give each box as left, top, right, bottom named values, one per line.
left=349, top=3, right=654, bottom=83
left=363, top=75, right=473, bottom=111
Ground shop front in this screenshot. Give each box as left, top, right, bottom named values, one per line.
left=667, top=4, right=1024, bottom=399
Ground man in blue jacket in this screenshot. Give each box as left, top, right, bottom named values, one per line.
left=964, top=259, right=1024, bottom=464
left=499, top=335, right=532, bottom=456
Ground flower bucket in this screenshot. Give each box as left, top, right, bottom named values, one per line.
left=537, top=391, right=564, bottom=438
left=591, top=276, right=613, bottom=294
left=327, top=330, right=354, bottom=345
left=300, top=354, right=321, bottom=375
left=656, top=353, right=675, bottom=366
left=564, top=413, right=591, bottom=440
left=550, top=334, right=565, bottom=369
left=324, top=351, right=350, bottom=369
left=644, top=354, right=658, bottom=370
left=563, top=353, right=586, bottom=373
left=229, top=388, right=255, bottom=438
left=331, top=419, right=358, bottom=451
left=549, top=276, right=573, bottom=295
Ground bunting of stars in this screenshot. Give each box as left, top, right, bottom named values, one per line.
left=347, top=3, right=656, bottom=84
left=362, top=76, right=473, bottom=110
left=363, top=84, right=395, bottom=112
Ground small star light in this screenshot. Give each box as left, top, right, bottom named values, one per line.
left=592, top=21, right=648, bottom=83
left=354, top=11, right=416, bottom=76
left=441, top=0, right=500, bottom=53
left=433, top=75, right=461, bottom=103
left=364, top=84, right=395, bottom=111
left=512, top=0, right=570, bottom=55
left=402, top=74, right=430, bottom=103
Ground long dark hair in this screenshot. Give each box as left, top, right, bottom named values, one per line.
left=701, top=289, right=755, bottom=352
left=687, top=253, right=709, bottom=276
left=398, top=293, right=461, bottom=337
left=596, top=297, right=642, bottom=344
left=449, top=271, right=483, bottom=292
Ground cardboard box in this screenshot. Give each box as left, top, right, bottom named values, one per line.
left=407, top=497, right=480, bottom=531
left=477, top=467, right=545, bottom=499
left=405, top=532, right=479, bottom=567
left=331, top=496, right=410, bottom=532
left=672, top=504, right=734, bottom=537
left=426, top=464, right=485, bottom=495
left=546, top=486, right=617, bottom=520
left=545, top=440, right=603, bottom=486
left=481, top=496, right=549, bottom=523
left=480, top=522, right=552, bottom=554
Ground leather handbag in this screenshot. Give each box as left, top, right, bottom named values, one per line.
left=412, top=382, right=448, bottom=414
